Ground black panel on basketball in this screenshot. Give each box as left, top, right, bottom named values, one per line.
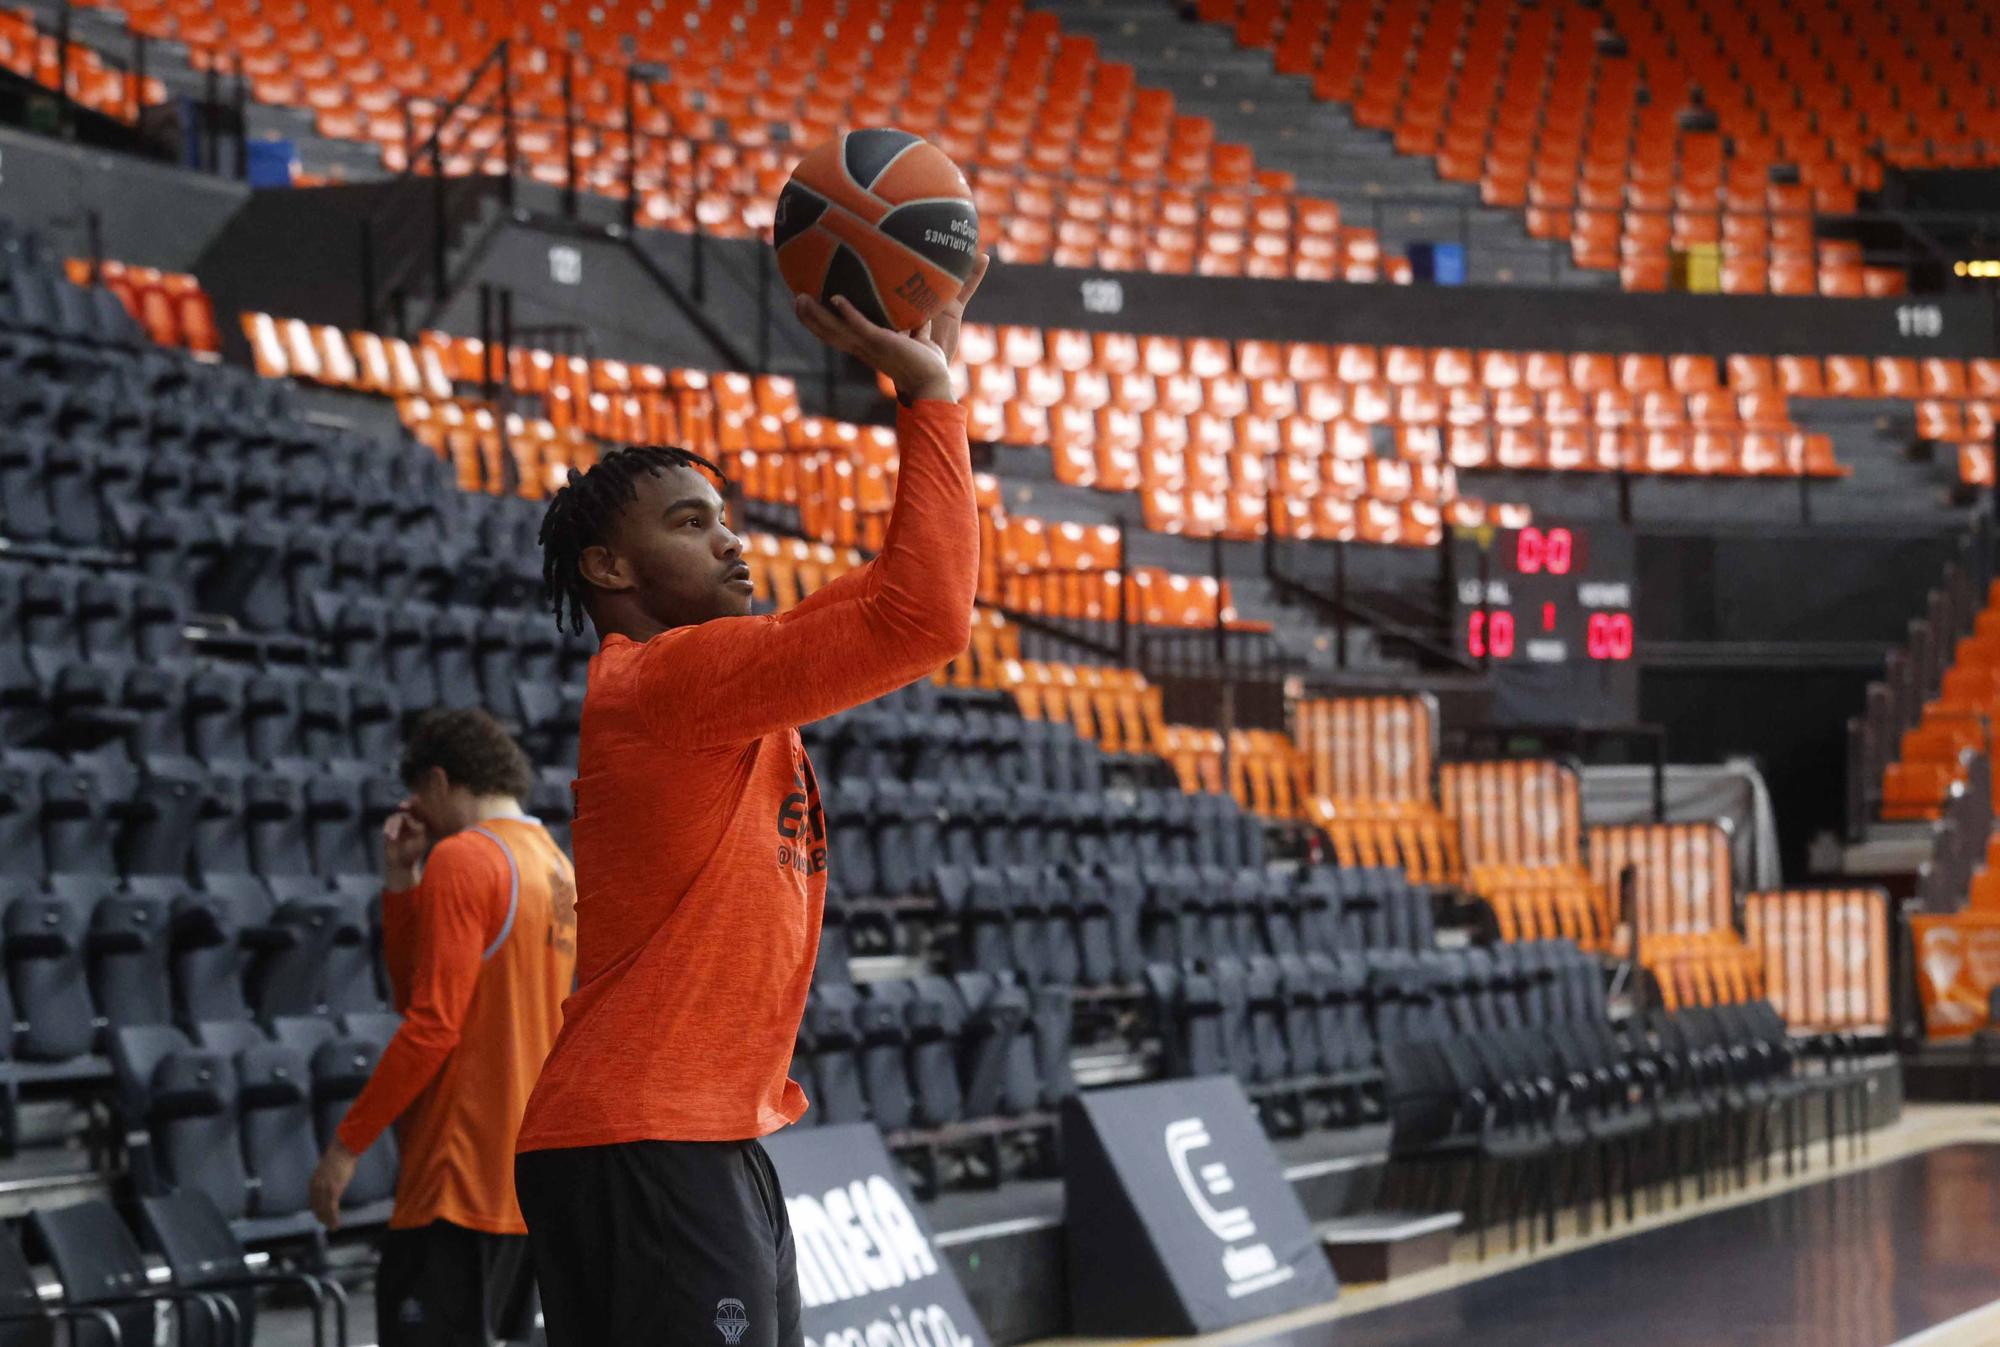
left=876, top=200, right=983, bottom=281
left=822, top=244, right=890, bottom=328
left=842, top=127, right=921, bottom=191
left=772, top=186, right=829, bottom=250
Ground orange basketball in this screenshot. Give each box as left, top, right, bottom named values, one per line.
left=772, top=129, right=981, bottom=333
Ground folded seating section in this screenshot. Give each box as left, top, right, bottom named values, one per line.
left=1588, top=821, right=1763, bottom=1012
left=1741, top=888, right=1891, bottom=1039
left=1440, top=759, right=1614, bottom=951
left=1296, top=694, right=1460, bottom=885
left=1749, top=355, right=2000, bottom=492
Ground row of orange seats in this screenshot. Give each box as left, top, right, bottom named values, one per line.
left=982, top=515, right=1263, bottom=632
left=248, top=314, right=806, bottom=473
left=997, top=658, right=1168, bottom=759
left=1915, top=402, right=2000, bottom=453
left=1753, top=354, right=2000, bottom=402
left=1037, top=425, right=1457, bottom=493
left=999, top=392, right=1843, bottom=480
left=397, top=398, right=598, bottom=499
left=106, top=0, right=1407, bottom=280
left=244, top=313, right=455, bottom=399
left=1882, top=583, right=2000, bottom=821
left=65, top=259, right=219, bottom=353
left=1157, top=725, right=1226, bottom=797
left=1148, top=488, right=1464, bottom=548
left=0, top=7, right=166, bottom=124
left=1294, top=695, right=1454, bottom=888
left=1293, top=693, right=1469, bottom=889
left=960, top=328, right=1857, bottom=493
left=982, top=174, right=1349, bottom=237
left=958, top=327, right=1838, bottom=458
left=990, top=659, right=1301, bottom=823
left=747, top=533, right=869, bottom=614
left=1645, top=933, right=1768, bottom=1012
left=1199, top=0, right=1987, bottom=295
left=1295, top=695, right=1436, bottom=815
left=961, top=327, right=1840, bottom=393
left=1443, top=426, right=1842, bottom=478
left=971, top=361, right=1814, bottom=428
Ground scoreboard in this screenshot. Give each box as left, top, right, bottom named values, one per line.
left=1454, top=525, right=1637, bottom=666
left=1452, top=524, right=1639, bottom=723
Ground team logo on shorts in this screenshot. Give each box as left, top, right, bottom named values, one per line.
left=714, top=1297, right=750, bottom=1344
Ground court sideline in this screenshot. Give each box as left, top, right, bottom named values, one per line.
left=1046, top=1104, right=2000, bottom=1347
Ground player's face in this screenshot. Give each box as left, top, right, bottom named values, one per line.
left=400, top=766, right=454, bottom=836
left=614, top=465, right=753, bottom=626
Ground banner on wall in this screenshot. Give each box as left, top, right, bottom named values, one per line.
left=1911, top=912, right=2000, bottom=1039
left=761, top=1124, right=991, bottom=1347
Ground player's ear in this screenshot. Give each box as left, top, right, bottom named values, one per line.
left=577, top=543, right=634, bottom=594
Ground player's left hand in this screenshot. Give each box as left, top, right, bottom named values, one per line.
left=794, top=251, right=990, bottom=404
left=309, top=1140, right=360, bottom=1231
left=919, top=250, right=990, bottom=368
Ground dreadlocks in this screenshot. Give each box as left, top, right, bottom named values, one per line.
left=537, top=444, right=730, bottom=635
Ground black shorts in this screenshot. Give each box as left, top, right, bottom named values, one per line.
left=375, top=1220, right=537, bottom=1347
left=516, top=1138, right=801, bottom=1347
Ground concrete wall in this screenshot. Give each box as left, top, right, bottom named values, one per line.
left=0, top=123, right=246, bottom=270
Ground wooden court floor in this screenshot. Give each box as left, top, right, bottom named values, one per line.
left=1047, top=1104, right=2000, bottom=1347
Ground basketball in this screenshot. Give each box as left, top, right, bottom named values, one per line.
left=773, top=128, right=981, bottom=333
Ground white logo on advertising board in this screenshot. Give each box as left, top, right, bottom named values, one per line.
left=1164, top=1118, right=1295, bottom=1299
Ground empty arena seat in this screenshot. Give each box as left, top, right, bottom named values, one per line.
left=271, top=1015, right=400, bottom=1214
left=192, top=1021, right=320, bottom=1231
left=109, top=1024, right=249, bottom=1222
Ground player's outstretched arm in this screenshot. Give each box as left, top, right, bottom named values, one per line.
left=781, top=252, right=990, bottom=622
left=634, top=260, right=990, bottom=747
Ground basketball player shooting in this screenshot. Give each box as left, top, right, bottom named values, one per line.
left=512, top=254, right=989, bottom=1346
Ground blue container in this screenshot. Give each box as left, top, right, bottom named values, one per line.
left=1407, top=241, right=1467, bottom=285
left=246, top=139, right=298, bottom=189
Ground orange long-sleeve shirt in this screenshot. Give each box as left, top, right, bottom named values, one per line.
left=336, top=817, right=576, bottom=1232
left=516, top=399, right=976, bottom=1151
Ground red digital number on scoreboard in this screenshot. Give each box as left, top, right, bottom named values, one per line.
left=1467, top=610, right=1517, bottom=659
left=1586, top=612, right=1635, bottom=661
left=1514, top=526, right=1574, bottom=576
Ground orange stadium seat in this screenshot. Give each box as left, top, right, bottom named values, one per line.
left=1188, top=0, right=2000, bottom=294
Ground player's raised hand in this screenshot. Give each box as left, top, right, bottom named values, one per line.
left=382, top=808, right=430, bottom=890
left=920, top=251, right=990, bottom=368
left=794, top=252, right=990, bottom=405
